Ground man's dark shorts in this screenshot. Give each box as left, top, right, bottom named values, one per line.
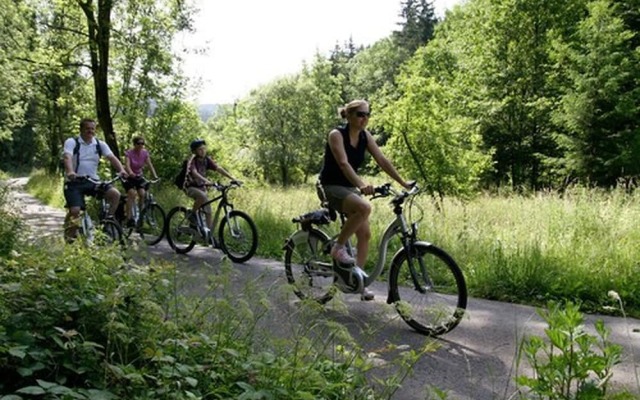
left=123, top=176, right=148, bottom=192
left=63, top=180, right=112, bottom=209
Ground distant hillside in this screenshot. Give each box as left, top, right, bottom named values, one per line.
left=198, top=104, right=220, bottom=122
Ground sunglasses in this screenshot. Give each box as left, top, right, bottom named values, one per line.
left=135, top=141, right=145, bottom=145
left=355, top=111, right=371, bottom=118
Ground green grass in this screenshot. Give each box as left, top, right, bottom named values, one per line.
left=26, top=171, right=640, bottom=318
left=241, top=184, right=640, bottom=318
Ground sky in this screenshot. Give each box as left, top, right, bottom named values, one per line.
left=176, top=0, right=463, bottom=105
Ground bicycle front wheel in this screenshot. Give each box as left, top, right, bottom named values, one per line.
left=97, top=220, right=124, bottom=247
left=283, top=228, right=334, bottom=304
left=388, top=243, right=467, bottom=336
left=136, top=203, right=166, bottom=245
left=166, top=206, right=196, bottom=254
left=218, top=210, right=258, bottom=263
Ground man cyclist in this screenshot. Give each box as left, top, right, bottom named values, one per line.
left=62, top=118, right=128, bottom=241
left=184, top=139, right=239, bottom=233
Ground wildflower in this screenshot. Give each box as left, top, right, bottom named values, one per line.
left=608, top=290, right=621, bottom=301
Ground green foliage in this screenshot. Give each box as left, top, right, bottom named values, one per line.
left=25, top=170, right=66, bottom=209
left=0, top=244, right=420, bottom=400
left=380, top=41, right=492, bottom=197
left=550, top=0, right=640, bottom=186
left=516, top=302, right=624, bottom=399
left=146, top=99, right=205, bottom=181
left=9, top=175, right=431, bottom=399
left=0, top=183, right=23, bottom=258
left=392, top=0, right=438, bottom=54
left=244, top=73, right=340, bottom=186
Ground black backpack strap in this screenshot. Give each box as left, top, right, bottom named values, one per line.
left=95, top=138, right=102, bottom=158
left=73, top=137, right=102, bottom=173
left=73, top=138, right=80, bottom=173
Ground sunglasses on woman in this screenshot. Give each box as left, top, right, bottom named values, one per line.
left=355, top=111, right=371, bottom=118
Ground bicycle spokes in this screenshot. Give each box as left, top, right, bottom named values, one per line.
left=284, top=230, right=334, bottom=303
left=389, top=243, right=467, bottom=336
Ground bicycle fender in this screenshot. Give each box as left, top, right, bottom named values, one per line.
left=283, top=229, right=305, bottom=251
left=389, top=240, right=433, bottom=262
left=282, top=228, right=330, bottom=250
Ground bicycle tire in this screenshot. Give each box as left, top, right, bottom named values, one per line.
left=166, top=206, right=196, bottom=254
left=388, top=242, right=467, bottom=336
left=135, top=203, right=166, bottom=245
left=97, top=220, right=124, bottom=247
left=218, top=210, right=258, bottom=263
left=283, top=228, right=334, bottom=304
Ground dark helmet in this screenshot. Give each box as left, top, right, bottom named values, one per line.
left=190, top=139, right=206, bottom=152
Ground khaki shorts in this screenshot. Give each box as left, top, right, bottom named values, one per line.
left=186, top=186, right=212, bottom=215
left=318, top=184, right=360, bottom=213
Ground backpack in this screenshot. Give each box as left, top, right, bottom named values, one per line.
left=174, top=158, right=189, bottom=190
left=60, top=137, right=103, bottom=175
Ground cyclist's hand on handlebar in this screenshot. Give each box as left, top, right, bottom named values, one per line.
left=359, top=184, right=375, bottom=196
left=66, top=172, right=78, bottom=180
left=403, top=180, right=416, bottom=190
left=117, top=170, right=129, bottom=180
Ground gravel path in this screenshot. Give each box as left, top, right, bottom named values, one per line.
left=5, top=177, right=640, bottom=399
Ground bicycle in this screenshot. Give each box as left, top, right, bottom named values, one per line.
left=166, top=181, right=258, bottom=263
left=115, top=178, right=166, bottom=245
left=283, top=182, right=467, bottom=336
left=65, top=176, right=124, bottom=246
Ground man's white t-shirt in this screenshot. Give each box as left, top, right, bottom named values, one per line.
left=63, top=136, right=113, bottom=180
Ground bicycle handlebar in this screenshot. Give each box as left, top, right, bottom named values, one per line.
left=370, top=181, right=419, bottom=200
left=77, top=175, right=125, bottom=185
left=203, top=180, right=243, bottom=191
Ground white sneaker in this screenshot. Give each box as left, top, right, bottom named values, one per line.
left=361, top=288, right=375, bottom=301
left=330, top=244, right=355, bottom=265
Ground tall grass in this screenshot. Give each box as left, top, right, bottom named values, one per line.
left=26, top=171, right=640, bottom=318
left=241, top=184, right=640, bottom=318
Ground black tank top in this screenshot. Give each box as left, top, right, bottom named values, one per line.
left=319, top=124, right=368, bottom=187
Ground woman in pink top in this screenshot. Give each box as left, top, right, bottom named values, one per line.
left=123, top=136, right=159, bottom=227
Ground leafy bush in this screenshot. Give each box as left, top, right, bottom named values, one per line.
left=0, top=183, right=23, bottom=258
left=515, top=301, right=631, bottom=399
left=0, top=229, right=426, bottom=399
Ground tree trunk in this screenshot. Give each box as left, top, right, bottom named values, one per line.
left=78, top=0, right=120, bottom=159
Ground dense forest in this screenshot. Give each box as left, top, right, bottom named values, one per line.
left=1, top=0, right=638, bottom=197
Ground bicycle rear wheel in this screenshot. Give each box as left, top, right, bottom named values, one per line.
left=218, top=210, right=258, bottom=263
left=283, top=228, right=334, bottom=304
left=135, top=203, right=166, bottom=245
left=388, top=243, right=467, bottom=336
left=166, top=206, right=196, bottom=254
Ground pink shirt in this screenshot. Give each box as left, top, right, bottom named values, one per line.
left=125, top=148, right=149, bottom=176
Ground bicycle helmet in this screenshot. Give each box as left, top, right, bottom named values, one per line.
left=190, top=139, right=206, bottom=152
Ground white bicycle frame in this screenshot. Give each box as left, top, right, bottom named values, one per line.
left=291, top=186, right=423, bottom=293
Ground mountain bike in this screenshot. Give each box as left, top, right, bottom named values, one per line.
left=283, top=183, right=467, bottom=336
left=166, top=181, right=258, bottom=263
left=115, top=178, right=166, bottom=245
left=65, top=176, right=124, bottom=246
